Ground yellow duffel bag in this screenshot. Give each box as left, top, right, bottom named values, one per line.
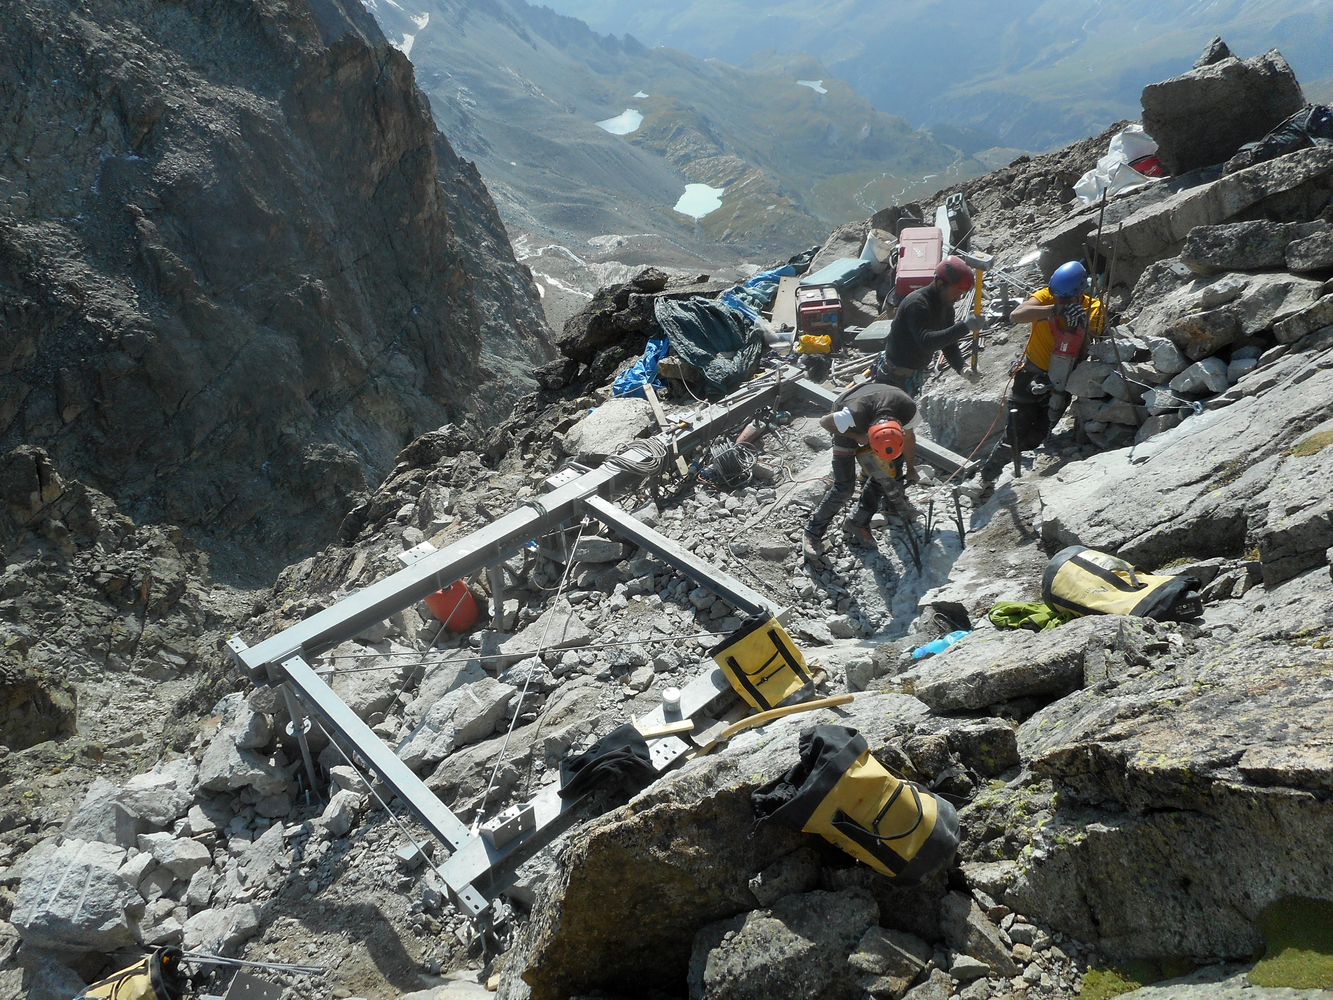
left=1043, top=545, right=1201, bottom=621
left=80, top=947, right=188, bottom=1000
left=752, top=725, right=959, bottom=885
left=709, top=613, right=815, bottom=711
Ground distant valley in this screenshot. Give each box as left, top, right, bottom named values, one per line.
left=365, top=0, right=1009, bottom=322
left=539, top=0, right=1333, bottom=152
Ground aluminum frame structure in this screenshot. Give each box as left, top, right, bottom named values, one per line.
left=229, top=366, right=972, bottom=923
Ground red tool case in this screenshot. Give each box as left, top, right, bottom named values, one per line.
left=795, top=285, right=842, bottom=340
left=895, top=226, right=943, bottom=296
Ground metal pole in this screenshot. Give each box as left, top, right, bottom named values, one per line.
left=1090, top=189, right=1108, bottom=293
left=280, top=685, right=322, bottom=799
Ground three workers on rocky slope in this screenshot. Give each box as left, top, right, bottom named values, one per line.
left=803, top=255, right=1101, bottom=557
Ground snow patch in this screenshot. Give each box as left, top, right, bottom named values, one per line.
left=595, top=109, right=643, bottom=135
left=633, top=91, right=649, bottom=99
left=797, top=79, right=828, bottom=94
left=673, top=184, right=724, bottom=220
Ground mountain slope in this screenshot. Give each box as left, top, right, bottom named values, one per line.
left=0, top=0, right=550, bottom=577
left=367, top=0, right=980, bottom=256
left=536, top=0, right=1333, bottom=150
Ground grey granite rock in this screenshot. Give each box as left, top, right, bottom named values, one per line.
left=688, top=889, right=877, bottom=1000
left=1141, top=48, right=1306, bottom=175
left=11, top=840, right=136, bottom=953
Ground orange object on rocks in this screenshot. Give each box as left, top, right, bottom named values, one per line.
left=425, top=580, right=478, bottom=632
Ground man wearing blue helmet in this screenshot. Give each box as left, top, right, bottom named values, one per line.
left=976, top=260, right=1104, bottom=487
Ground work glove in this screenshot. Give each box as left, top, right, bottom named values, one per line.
left=964, top=314, right=984, bottom=333
left=960, top=368, right=982, bottom=382
left=1058, top=301, right=1088, bottom=331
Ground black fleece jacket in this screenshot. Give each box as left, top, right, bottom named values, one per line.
left=885, top=282, right=970, bottom=373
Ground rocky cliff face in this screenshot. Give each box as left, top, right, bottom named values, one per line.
left=0, top=0, right=551, bottom=576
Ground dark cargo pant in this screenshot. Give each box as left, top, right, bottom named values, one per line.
left=806, top=447, right=889, bottom=540
left=982, top=366, right=1053, bottom=482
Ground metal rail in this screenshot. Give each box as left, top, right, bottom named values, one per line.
left=228, top=364, right=971, bottom=921
left=583, top=495, right=779, bottom=619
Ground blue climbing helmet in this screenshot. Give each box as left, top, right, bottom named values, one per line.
left=1050, top=261, right=1087, bottom=298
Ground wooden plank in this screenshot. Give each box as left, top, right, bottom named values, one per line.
left=635, top=719, right=695, bottom=739
left=771, top=275, right=801, bottom=331
left=642, top=383, right=668, bottom=430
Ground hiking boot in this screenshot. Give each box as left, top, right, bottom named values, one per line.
left=802, top=532, right=824, bottom=562
left=842, top=522, right=876, bottom=548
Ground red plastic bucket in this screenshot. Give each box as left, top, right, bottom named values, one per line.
left=424, top=580, right=478, bottom=632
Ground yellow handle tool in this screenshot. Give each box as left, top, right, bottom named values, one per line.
left=970, top=269, right=984, bottom=371
left=691, top=693, right=855, bottom=757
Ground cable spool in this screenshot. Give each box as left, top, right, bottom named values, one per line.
left=707, top=441, right=753, bottom=489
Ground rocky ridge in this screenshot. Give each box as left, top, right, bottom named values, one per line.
left=4, top=36, right=1333, bottom=1000
left=0, top=0, right=552, bottom=576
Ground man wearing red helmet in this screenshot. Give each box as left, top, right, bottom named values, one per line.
left=877, top=255, right=984, bottom=396
left=803, top=382, right=921, bottom=561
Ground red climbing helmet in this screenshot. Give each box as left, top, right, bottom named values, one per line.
left=868, top=420, right=905, bottom=462
left=934, top=255, right=975, bottom=292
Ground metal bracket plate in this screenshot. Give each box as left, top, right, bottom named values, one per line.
left=398, top=540, right=438, bottom=567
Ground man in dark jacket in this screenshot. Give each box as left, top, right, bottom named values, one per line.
left=879, top=256, right=983, bottom=396
left=803, top=382, right=921, bottom=561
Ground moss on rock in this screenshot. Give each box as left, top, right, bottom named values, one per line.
left=1250, top=897, right=1333, bottom=989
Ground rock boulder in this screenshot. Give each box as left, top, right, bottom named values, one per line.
left=688, top=889, right=878, bottom=1000
left=11, top=840, right=137, bottom=953
left=560, top=398, right=655, bottom=461
left=900, top=618, right=1125, bottom=714
left=1041, top=339, right=1333, bottom=585
left=1180, top=220, right=1329, bottom=274
left=1141, top=47, right=1306, bottom=175
left=510, top=693, right=930, bottom=1000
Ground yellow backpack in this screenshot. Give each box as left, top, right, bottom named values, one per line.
left=709, top=613, right=815, bottom=711
left=1043, top=545, right=1201, bottom=621
left=80, top=948, right=187, bottom=1000
left=753, top=726, right=959, bottom=885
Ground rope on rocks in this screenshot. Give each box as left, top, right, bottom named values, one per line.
left=472, top=515, right=591, bottom=834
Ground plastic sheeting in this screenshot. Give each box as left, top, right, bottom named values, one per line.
left=654, top=297, right=763, bottom=394
left=611, top=336, right=669, bottom=399
left=799, top=257, right=873, bottom=289
left=720, top=264, right=797, bottom=323
left=1074, top=124, right=1163, bottom=205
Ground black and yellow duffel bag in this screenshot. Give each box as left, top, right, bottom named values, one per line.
left=78, top=947, right=188, bottom=1000
left=1043, top=545, right=1201, bottom=621
left=752, top=726, right=959, bottom=886
left=709, top=613, right=816, bottom=711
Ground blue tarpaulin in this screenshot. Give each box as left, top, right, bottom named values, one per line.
left=720, top=264, right=797, bottom=323
left=612, top=336, right=670, bottom=398
left=655, top=297, right=762, bottom=394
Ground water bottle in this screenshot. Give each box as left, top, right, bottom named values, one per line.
left=911, top=630, right=970, bottom=659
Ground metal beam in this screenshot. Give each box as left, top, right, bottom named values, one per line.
left=234, top=377, right=798, bottom=680
left=672, top=380, right=782, bottom=457
left=234, top=461, right=628, bottom=678
left=583, top=495, right=779, bottom=619
left=435, top=663, right=738, bottom=908
left=223, top=366, right=891, bottom=921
